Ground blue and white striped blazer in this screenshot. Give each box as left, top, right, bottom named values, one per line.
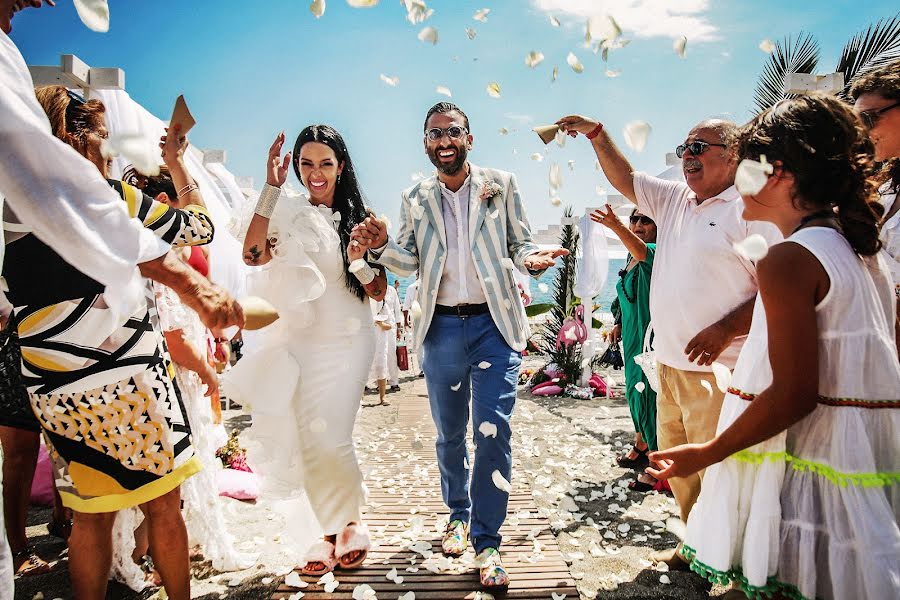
left=372, top=164, right=541, bottom=352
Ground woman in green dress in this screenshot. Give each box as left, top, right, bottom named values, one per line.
left=592, top=205, right=659, bottom=491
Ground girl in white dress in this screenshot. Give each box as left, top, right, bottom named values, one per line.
left=226, top=127, right=387, bottom=576
left=649, top=94, right=900, bottom=600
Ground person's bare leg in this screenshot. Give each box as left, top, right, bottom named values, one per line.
left=132, top=516, right=149, bottom=564
left=0, top=426, right=40, bottom=553
left=377, top=379, right=389, bottom=405
left=69, top=510, right=116, bottom=600
left=143, top=488, right=190, bottom=600
left=623, top=432, right=647, bottom=461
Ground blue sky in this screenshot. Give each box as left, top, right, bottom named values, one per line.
left=11, top=0, right=898, bottom=229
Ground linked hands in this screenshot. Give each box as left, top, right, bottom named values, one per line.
left=350, top=214, right=389, bottom=252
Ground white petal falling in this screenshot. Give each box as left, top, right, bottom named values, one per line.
left=486, top=82, right=501, bottom=98
left=346, top=0, right=378, bottom=6
left=711, top=362, right=732, bottom=393
left=538, top=283, right=549, bottom=293
left=735, top=156, right=774, bottom=196
left=549, top=163, right=562, bottom=189
left=478, top=361, right=492, bottom=369
left=623, top=121, right=651, bottom=152
left=500, top=257, right=516, bottom=270
left=450, top=382, right=461, bottom=391
left=379, top=74, right=400, bottom=87
left=551, top=66, right=559, bottom=82
left=700, top=379, right=713, bottom=394
left=759, top=38, right=776, bottom=54
left=100, top=134, right=160, bottom=177
left=498, top=127, right=509, bottom=135
left=605, top=68, right=622, bottom=78
left=595, top=185, right=606, bottom=196
left=525, top=51, right=545, bottom=68
left=567, top=52, right=584, bottom=74
left=436, top=85, right=452, bottom=97
left=473, top=8, right=490, bottom=22
left=530, top=153, right=544, bottom=162
left=410, top=171, right=425, bottom=182
left=418, top=26, right=438, bottom=45
left=555, top=128, right=567, bottom=147
left=674, top=36, right=687, bottom=58
left=466, top=27, right=477, bottom=40
left=549, top=15, right=560, bottom=27
left=568, top=159, right=575, bottom=171
left=310, top=0, right=326, bottom=18
left=410, top=300, right=422, bottom=319
left=551, top=197, right=562, bottom=207
left=492, top=470, right=512, bottom=493
left=733, top=234, right=770, bottom=261
left=73, top=0, right=110, bottom=32
left=478, top=421, right=498, bottom=438
left=634, top=382, right=645, bottom=393
left=403, top=0, right=433, bottom=24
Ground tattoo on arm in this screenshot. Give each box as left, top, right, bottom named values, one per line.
left=247, top=245, right=261, bottom=264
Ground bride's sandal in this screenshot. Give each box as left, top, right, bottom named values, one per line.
left=301, top=540, right=338, bottom=576
left=335, top=522, right=371, bottom=569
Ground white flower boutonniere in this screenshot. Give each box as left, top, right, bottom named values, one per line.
left=479, top=181, right=504, bottom=202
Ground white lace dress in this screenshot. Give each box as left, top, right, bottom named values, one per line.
left=684, top=228, right=900, bottom=600
left=225, top=190, right=375, bottom=545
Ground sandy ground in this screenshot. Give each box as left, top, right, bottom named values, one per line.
left=14, top=355, right=727, bottom=599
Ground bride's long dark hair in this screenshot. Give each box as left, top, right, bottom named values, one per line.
left=292, top=125, right=370, bottom=301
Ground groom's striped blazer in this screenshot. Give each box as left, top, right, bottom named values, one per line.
left=371, top=164, right=541, bottom=352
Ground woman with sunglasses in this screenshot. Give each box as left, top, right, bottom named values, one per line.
left=851, top=58, right=900, bottom=357
left=2, top=85, right=215, bottom=599
left=649, top=94, right=898, bottom=600
left=591, top=206, right=662, bottom=492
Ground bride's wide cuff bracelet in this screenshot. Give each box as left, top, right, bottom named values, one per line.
left=349, top=259, right=376, bottom=285
left=254, top=184, right=282, bottom=218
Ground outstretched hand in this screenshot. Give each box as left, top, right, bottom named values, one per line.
left=523, top=247, right=569, bottom=271
left=646, top=443, right=717, bottom=480
left=159, top=124, right=188, bottom=166
left=267, top=132, right=292, bottom=188
left=556, top=115, right=602, bottom=138
left=590, top=204, right=625, bottom=232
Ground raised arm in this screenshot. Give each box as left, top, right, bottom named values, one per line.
left=243, top=132, right=292, bottom=267
left=590, top=204, right=648, bottom=261
left=158, top=124, right=205, bottom=209
left=556, top=115, right=637, bottom=203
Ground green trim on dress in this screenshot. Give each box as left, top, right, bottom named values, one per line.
left=731, top=451, right=900, bottom=488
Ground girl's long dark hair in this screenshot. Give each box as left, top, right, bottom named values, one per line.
left=733, top=93, right=883, bottom=256
left=292, top=125, right=369, bottom=301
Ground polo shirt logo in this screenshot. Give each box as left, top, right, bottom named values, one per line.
left=709, top=222, right=717, bottom=226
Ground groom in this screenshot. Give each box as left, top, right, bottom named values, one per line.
left=352, top=102, right=566, bottom=588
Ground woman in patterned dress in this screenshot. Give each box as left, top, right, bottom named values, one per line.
left=2, top=86, right=213, bottom=599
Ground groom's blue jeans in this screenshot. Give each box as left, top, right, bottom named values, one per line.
left=422, top=312, right=521, bottom=553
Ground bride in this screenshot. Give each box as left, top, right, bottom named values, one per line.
left=227, top=126, right=386, bottom=576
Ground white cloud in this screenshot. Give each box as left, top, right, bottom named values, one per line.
left=533, top=0, right=719, bottom=43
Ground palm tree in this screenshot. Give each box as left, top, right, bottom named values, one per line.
left=753, top=13, right=900, bottom=113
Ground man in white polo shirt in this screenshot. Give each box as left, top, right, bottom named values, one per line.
left=556, top=114, right=781, bottom=567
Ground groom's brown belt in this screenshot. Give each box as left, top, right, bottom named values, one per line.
left=434, top=303, right=490, bottom=316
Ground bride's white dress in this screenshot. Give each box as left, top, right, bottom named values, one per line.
left=225, top=189, right=375, bottom=541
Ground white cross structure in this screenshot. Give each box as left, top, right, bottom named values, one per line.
left=29, top=53, right=124, bottom=92
left=784, top=72, right=845, bottom=95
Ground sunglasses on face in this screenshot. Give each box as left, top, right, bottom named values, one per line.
left=859, top=101, right=899, bottom=130
left=629, top=215, right=654, bottom=225
left=425, top=126, right=468, bottom=142
left=675, top=140, right=727, bottom=158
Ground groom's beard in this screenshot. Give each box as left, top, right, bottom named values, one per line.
left=427, top=143, right=468, bottom=176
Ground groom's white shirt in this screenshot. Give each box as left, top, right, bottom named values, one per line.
left=435, top=173, right=486, bottom=306
left=370, top=163, right=541, bottom=352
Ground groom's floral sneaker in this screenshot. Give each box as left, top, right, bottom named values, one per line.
left=476, top=547, right=509, bottom=588
left=441, top=520, right=468, bottom=556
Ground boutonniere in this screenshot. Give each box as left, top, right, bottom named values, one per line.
left=479, top=181, right=503, bottom=202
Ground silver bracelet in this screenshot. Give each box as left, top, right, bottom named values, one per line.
left=349, top=259, right=376, bottom=285
left=254, top=183, right=281, bottom=218
left=177, top=182, right=199, bottom=197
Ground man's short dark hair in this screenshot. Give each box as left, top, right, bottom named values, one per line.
left=424, top=102, right=470, bottom=134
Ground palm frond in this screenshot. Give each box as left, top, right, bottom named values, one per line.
left=753, top=33, right=820, bottom=114
left=835, top=13, right=900, bottom=99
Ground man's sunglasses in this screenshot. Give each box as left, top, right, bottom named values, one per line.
left=629, top=215, right=654, bottom=225
left=859, top=102, right=899, bottom=130
left=675, top=140, right=727, bottom=158
left=425, top=126, right=468, bottom=142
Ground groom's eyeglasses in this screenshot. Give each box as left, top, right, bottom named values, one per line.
left=425, top=126, right=468, bottom=142
left=675, top=140, right=727, bottom=158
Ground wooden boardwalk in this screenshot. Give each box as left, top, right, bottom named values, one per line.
left=273, top=392, right=577, bottom=599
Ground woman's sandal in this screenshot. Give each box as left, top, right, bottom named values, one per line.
left=300, top=540, right=339, bottom=576
left=616, top=445, right=649, bottom=470
left=335, top=522, right=371, bottom=569
left=13, top=547, right=51, bottom=577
